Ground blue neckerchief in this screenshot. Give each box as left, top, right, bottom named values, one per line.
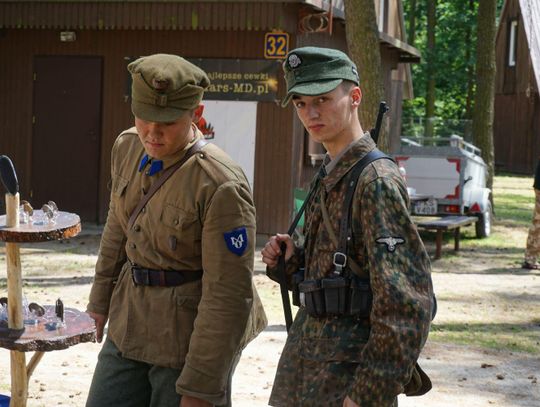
left=138, top=154, right=163, bottom=176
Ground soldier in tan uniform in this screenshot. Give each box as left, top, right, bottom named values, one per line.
left=262, top=47, right=434, bottom=406
left=86, top=54, right=266, bottom=407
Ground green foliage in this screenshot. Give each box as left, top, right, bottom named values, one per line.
left=403, top=0, right=505, bottom=122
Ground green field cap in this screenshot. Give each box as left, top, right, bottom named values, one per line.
left=282, top=46, right=360, bottom=107
left=128, top=54, right=210, bottom=123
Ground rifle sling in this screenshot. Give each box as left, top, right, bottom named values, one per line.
left=128, top=139, right=208, bottom=230
left=277, top=167, right=324, bottom=333
left=286, top=166, right=325, bottom=236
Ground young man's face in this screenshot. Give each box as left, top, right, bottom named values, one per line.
left=292, top=83, right=360, bottom=145
left=135, top=105, right=203, bottom=159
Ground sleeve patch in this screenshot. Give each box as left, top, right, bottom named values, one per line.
left=375, top=236, right=405, bottom=252
left=223, top=227, right=248, bottom=256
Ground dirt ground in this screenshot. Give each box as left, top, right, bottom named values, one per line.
left=0, top=225, right=539, bottom=407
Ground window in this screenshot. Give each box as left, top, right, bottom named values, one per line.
left=508, top=19, right=518, bottom=67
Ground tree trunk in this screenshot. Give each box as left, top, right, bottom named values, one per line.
left=344, top=0, right=386, bottom=150
left=473, top=0, right=497, bottom=193
left=464, top=0, right=475, bottom=142
left=408, top=0, right=417, bottom=46
left=425, top=0, right=437, bottom=140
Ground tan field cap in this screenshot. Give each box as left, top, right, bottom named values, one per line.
left=128, top=53, right=210, bottom=123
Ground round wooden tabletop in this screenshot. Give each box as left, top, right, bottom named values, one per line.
left=0, top=210, right=81, bottom=243
left=0, top=307, right=96, bottom=352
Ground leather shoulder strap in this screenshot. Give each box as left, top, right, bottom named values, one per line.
left=338, top=149, right=392, bottom=256
left=127, top=139, right=208, bottom=230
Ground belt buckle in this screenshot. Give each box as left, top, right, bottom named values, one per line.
left=132, top=267, right=150, bottom=286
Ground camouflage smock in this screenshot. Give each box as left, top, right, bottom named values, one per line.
left=269, top=134, right=433, bottom=407
left=87, top=126, right=267, bottom=406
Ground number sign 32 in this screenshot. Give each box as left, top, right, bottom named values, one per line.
left=265, top=32, right=289, bottom=59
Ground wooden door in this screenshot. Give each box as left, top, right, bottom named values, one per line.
left=32, top=56, right=102, bottom=221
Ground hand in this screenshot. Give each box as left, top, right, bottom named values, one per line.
left=261, top=233, right=294, bottom=268
left=343, top=396, right=360, bottom=407
left=180, top=395, right=212, bottom=407
left=87, top=312, right=108, bottom=343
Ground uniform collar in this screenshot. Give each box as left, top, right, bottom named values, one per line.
left=321, top=132, right=376, bottom=192
left=323, top=139, right=357, bottom=174
left=138, top=154, right=163, bottom=176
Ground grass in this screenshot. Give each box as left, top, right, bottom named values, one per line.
left=430, top=322, right=540, bottom=354
left=492, top=174, right=535, bottom=225
left=422, top=173, right=540, bottom=354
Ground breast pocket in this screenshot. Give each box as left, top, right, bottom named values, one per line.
left=160, top=204, right=202, bottom=257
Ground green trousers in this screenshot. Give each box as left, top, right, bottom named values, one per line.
left=86, top=338, right=238, bottom=407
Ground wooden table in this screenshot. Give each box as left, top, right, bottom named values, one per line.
left=414, top=215, right=478, bottom=259
left=0, top=209, right=96, bottom=406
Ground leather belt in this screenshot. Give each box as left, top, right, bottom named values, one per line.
left=131, top=267, right=203, bottom=287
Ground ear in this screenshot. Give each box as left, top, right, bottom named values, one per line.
left=192, top=104, right=205, bottom=123
left=351, top=87, right=362, bottom=107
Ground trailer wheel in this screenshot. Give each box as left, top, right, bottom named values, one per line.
left=475, top=201, right=492, bottom=238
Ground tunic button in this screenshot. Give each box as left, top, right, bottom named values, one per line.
left=141, top=207, right=146, bottom=213
left=134, top=225, right=141, bottom=232
left=129, top=242, right=136, bottom=249
left=173, top=219, right=179, bottom=225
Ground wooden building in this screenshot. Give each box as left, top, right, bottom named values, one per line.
left=494, top=0, right=540, bottom=174
left=0, top=0, right=419, bottom=239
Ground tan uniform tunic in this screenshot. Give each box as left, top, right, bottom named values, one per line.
left=87, top=126, right=266, bottom=405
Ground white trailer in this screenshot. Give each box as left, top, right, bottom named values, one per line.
left=395, top=136, right=492, bottom=238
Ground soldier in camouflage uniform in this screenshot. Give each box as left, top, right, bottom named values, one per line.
left=262, top=47, right=434, bottom=407
left=523, top=158, right=540, bottom=269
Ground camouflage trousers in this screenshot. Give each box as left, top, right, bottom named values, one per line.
left=269, top=310, right=399, bottom=407
left=525, top=189, right=540, bottom=263
left=269, top=358, right=399, bottom=407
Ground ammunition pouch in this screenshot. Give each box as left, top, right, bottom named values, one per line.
left=296, top=275, right=372, bottom=318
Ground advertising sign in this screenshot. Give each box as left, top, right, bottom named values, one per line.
left=189, top=58, right=280, bottom=102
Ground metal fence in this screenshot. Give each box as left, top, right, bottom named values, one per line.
left=402, top=117, right=474, bottom=142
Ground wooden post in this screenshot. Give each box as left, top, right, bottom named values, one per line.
left=454, top=228, right=461, bottom=252
left=10, top=352, right=27, bottom=406
left=6, top=192, right=23, bottom=330
left=435, top=230, right=443, bottom=260
left=5, top=192, right=28, bottom=407
left=26, top=352, right=45, bottom=380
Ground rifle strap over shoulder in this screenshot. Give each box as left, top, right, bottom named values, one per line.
left=127, top=139, right=208, bottom=230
